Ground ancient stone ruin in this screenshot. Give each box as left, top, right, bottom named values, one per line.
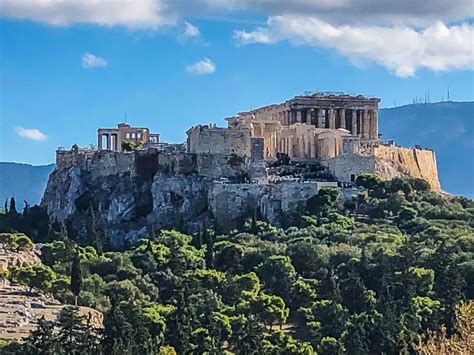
left=42, top=92, right=440, bottom=245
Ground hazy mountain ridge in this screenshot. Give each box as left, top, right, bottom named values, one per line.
left=0, top=162, right=55, bottom=207
left=379, top=101, right=474, bottom=197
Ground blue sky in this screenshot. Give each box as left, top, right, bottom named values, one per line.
left=0, top=1, right=473, bottom=165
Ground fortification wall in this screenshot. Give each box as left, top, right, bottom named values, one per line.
left=187, top=125, right=252, bottom=156
left=373, top=145, right=440, bottom=191
left=209, top=181, right=337, bottom=231
left=326, top=153, right=376, bottom=183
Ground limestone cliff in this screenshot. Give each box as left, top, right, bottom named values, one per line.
left=41, top=149, right=335, bottom=245
left=41, top=160, right=213, bottom=247
left=373, top=145, right=440, bottom=191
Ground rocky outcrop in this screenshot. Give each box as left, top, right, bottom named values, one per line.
left=0, top=247, right=102, bottom=342
left=373, top=145, right=440, bottom=191
left=0, top=249, right=41, bottom=270
left=41, top=157, right=214, bottom=247
left=42, top=149, right=338, bottom=245
left=0, top=283, right=102, bottom=342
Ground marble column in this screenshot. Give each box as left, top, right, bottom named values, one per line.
left=329, top=108, right=336, bottom=129
left=352, top=110, right=357, bottom=135
left=340, top=109, right=346, bottom=129
left=362, top=110, right=370, bottom=139
left=318, top=109, right=325, bottom=128
left=296, top=110, right=302, bottom=123
left=371, top=110, right=378, bottom=139
left=106, top=134, right=111, bottom=150
left=98, top=134, right=102, bottom=150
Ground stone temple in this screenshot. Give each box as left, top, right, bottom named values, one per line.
left=42, top=92, right=440, bottom=245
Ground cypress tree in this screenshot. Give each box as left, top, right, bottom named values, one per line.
left=70, top=251, right=82, bottom=307
left=9, top=197, right=17, bottom=214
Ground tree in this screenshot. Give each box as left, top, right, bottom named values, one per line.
left=9, top=197, right=17, bottom=214
left=19, top=307, right=100, bottom=354
left=355, top=173, right=384, bottom=191
left=70, top=251, right=82, bottom=307
left=15, top=234, right=34, bottom=251
left=103, top=301, right=166, bottom=354
left=413, top=301, right=473, bottom=354
left=257, top=255, right=297, bottom=304
left=0, top=266, right=9, bottom=282
left=0, top=233, right=16, bottom=250
left=12, top=264, right=56, bottom=294
left=263, top=331, right=314, bottom=354
left=306, top=187, right=341, bottom=215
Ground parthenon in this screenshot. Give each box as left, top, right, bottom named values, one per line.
left=188, top=92, right=380, bottom=161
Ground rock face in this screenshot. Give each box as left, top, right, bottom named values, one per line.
left=42, top=141, right=440, bottom=247
left=0, top=247, right=102, bottom=342
left=373, top=145, right=440, bottom=191
left=0, top=283, right=103, bottom=342
left=41, top=149, right=339, bottom=246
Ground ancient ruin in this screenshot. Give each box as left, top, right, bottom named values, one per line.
left=42, top=93, right=441, bottom=245
left=98, top=123, right=160, bottom=152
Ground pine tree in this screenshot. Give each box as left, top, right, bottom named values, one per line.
left=70, top=251, right=82, bottom=307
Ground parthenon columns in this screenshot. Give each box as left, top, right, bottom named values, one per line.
left=340, top=109, right=346, bottom=129
left=318, top=109, right=325, bottom=128
left=329, top=109, right=336, bottom=129
left=296, top=110, right=302, bottom=123
left=352, top=110, right=357, bottom=135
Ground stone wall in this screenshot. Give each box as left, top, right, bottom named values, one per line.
left=373, top=144, right=441, bottom=190
left=326, top=153, right=376, bottom=183
left=187, top=125, right=252, bottom=156
left=326, top=145, right=440, bottom=190
left=209, top=181, right=337, bottom=231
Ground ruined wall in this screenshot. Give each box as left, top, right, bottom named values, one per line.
left=326, top=153, right=376, bottom=183
left=56, top=149, right=137, bottom=177
left=187, top=125, right=252, bottom=156
left=373, top=145, right=440, bottom=191
left=209, top=181, right=337, bottom=231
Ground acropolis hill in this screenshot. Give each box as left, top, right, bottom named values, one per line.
left=41, top=92, right=440, bottom=245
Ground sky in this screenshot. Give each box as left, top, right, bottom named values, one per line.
left=0, top=0, right=473, bottom=165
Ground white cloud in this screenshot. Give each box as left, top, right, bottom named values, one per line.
left=15, top=127, right=48, bottom=141
left=204, top=0, right=474, bottom=26
left=0, top=0, right=176, bottom=29
left=186, top=58, right=216, bottom=75
left=81, top=53, right=108, bottom=68
left=235, top=16, right=474, bottom=77
left=184, top=21, right=200, bottom=37
left=3, top=0, right=472, bottom=29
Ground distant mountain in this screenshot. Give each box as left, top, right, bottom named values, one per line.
left=379, top=101, right=474, bottom=197
left=0, top=162, right=55, bottom=208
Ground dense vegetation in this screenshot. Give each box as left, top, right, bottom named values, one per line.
left=0, top=175, right=473, bottom=354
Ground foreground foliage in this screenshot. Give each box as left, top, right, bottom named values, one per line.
left=0, top=176, right=473, bottom=354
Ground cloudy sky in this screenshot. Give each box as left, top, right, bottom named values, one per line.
left=1, top=0, right=473, bottom=164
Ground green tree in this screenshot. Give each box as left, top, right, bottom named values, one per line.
left=9, top=197, right=17, bottom=214
left=257, top=255, right=297, bottom=304
left=15, top=234, right=34, bottom=251
left=70, top=251, right=82, bottom=307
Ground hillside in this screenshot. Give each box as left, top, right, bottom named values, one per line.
left=0, top=176, right=472, bottom=353
left=379, top=101, right=474, bottom=197
left=0, top=163, right=55, bottom=207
